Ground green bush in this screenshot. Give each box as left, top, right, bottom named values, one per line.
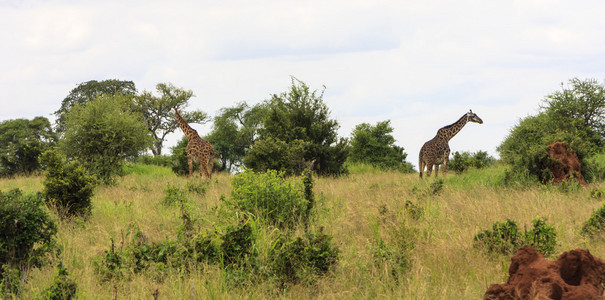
left=582, top=203, right=605, bottom=236
left=40, top=150, right=96, bottom=218
left=448, top=151, right=496, bottom=174
left=1, top=264, right=23, bottom=297
left=474, top=217, right=557, bottom=256
left=39, top=262, right=77, bottom=300
left=162, top=185, right=188, bottom=207
left=0, top=189, right=57, bottom=270
left=220, top=221, right=256, bottom=269
left=136, top=154, right=173, bottom=168
left=230, top=169, right=309, bottom=229
left=269, top=230, right=339, bottom=286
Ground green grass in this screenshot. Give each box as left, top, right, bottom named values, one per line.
left=2, top=163, right=605, bottom=299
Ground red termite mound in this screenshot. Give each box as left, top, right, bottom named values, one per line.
left=484, top=246, right=605, bottom=300
left=548, top=142, right=586, bottom=186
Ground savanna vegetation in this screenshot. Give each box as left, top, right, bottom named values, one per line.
left=0, top=77, right=604, bottom=299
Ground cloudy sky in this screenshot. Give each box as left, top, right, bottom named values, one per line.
left=2, top=0, right=605, bottom=168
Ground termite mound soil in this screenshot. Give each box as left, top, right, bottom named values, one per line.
left=548, top=142, right=586, bottom=186
left=484, top=246, right=605, bottom=300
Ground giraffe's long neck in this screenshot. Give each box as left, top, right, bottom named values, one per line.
left=174, top=109, right=197, bottom=139
left=436, top=114, right=468, bottom=141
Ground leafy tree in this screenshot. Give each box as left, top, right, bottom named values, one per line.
left=206, top=102, right=267, bottom=172
left=0, top=117, right=56, bottom=177
left=348, top=120, right=414, bottom=172
left=542, top=78, right=605, bottom=143
left=54, top=79, right=137, bottom=133
left=244, top=77, right=349, bottom=176
left=133, top=83, right=208, bottom=156
left=60, top=94, right=153, bottom=184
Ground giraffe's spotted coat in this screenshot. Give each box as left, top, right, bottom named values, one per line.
left=419, top=110, right=483, bottom=178
left=174, top=107, right=216, bottom=179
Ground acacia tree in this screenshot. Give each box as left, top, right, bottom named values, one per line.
left=244, top=78, right=348, bottom=176
left=54, top=79, right=136, bottom=133
left=133, top=83, right=208, bottom=156
left=60, top=94, right=152, bottom=184
left=349, top=120, right=414, bottom=172
left=0, top=117, right=56, bottom=176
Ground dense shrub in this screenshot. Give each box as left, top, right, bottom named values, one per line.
left=0, top=189, right=58, bottom=269
left=39, top=262, right=77, bottom=300
left=162, top=185, right=188, bottom=207
left=448, top=150, right=496, bottom=174
left=136, top=154, right=173, bottom=168
left=40, top=150, right=96, bottom=218
left=230, top=169, right=309, bottom=229
left=269, top=230, right=339, bottom=286
left=474, top=217, right=557, bottom=256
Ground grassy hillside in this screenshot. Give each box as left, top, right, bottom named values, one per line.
left=2, top=163, right=605, bottom=299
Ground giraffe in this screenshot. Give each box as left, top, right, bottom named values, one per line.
left=173, top=107, right=216, bottom=179
left=419, top=110, right=483, bottom=178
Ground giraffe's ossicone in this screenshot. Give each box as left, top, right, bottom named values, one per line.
left=174, top=107, right=217, bottom=179
left=419, top=110, right=483, bottom=178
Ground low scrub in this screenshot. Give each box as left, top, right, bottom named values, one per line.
left=582, top=204, right=605, bottom=236
left=269, top=229, right=339, bottom=286
left=474, top=217, right=557, bottom=256
left=40, top=150, right=96, bottom=219
left=0, top=189, right=58, bottom=296
left=230, top=169, right=309, bottom=229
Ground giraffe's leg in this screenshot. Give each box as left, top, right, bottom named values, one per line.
left=207, top=154, right=214, bottom=179
left=187, top=156, right=193, bottom=178
left=426, top=164, right=433, bottom=177
left=443, top=151, right=450, bottom=177
left=419, top=154, right=424, bottom=178
left=199, top=158, right=207, bottom=179
left=434, top=164, right=439, bottom=177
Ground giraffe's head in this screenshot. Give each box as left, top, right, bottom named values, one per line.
left=466, top=110, right=483, bottom=124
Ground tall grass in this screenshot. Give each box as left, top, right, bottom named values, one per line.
left=2, top=163, right=605, bottom=299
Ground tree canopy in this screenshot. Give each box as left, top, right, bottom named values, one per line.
left=54, top=79, right=137, bottom=133
left=133, top=83, right=208, bottom=156
left=0, top=117, right=56, bottom=177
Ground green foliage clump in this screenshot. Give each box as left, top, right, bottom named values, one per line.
left=0, top=117, right=57, bottom=177
left=39, top=262, right=77, bottom=300
left=162, top=185, right=188, bottom=207
left=474, top=217, right=557, bottom=256
left=230, top=169, right=308, bottom=229
left=60, top=94, right=153, bottom=184
left=136, top=154, right=173, bottom=168
left=348, top=120, right=415, bottom=172
left=448, top=151, right=495, bottom=174
left=269, top=230, right=339, bottom=286
left=220, top=221, right=256, bottom=269
left=0, top=189, right=58, bottom=269
left=1, top=264, right=23, bottom=297
left=582, top=203, right=605, bottom=236
left=40, top=150, right=96, bottom=218
left=244, top=77, right=349, bottom=176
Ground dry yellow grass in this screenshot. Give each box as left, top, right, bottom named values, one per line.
left=2, top=165, right=605, bottom=299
